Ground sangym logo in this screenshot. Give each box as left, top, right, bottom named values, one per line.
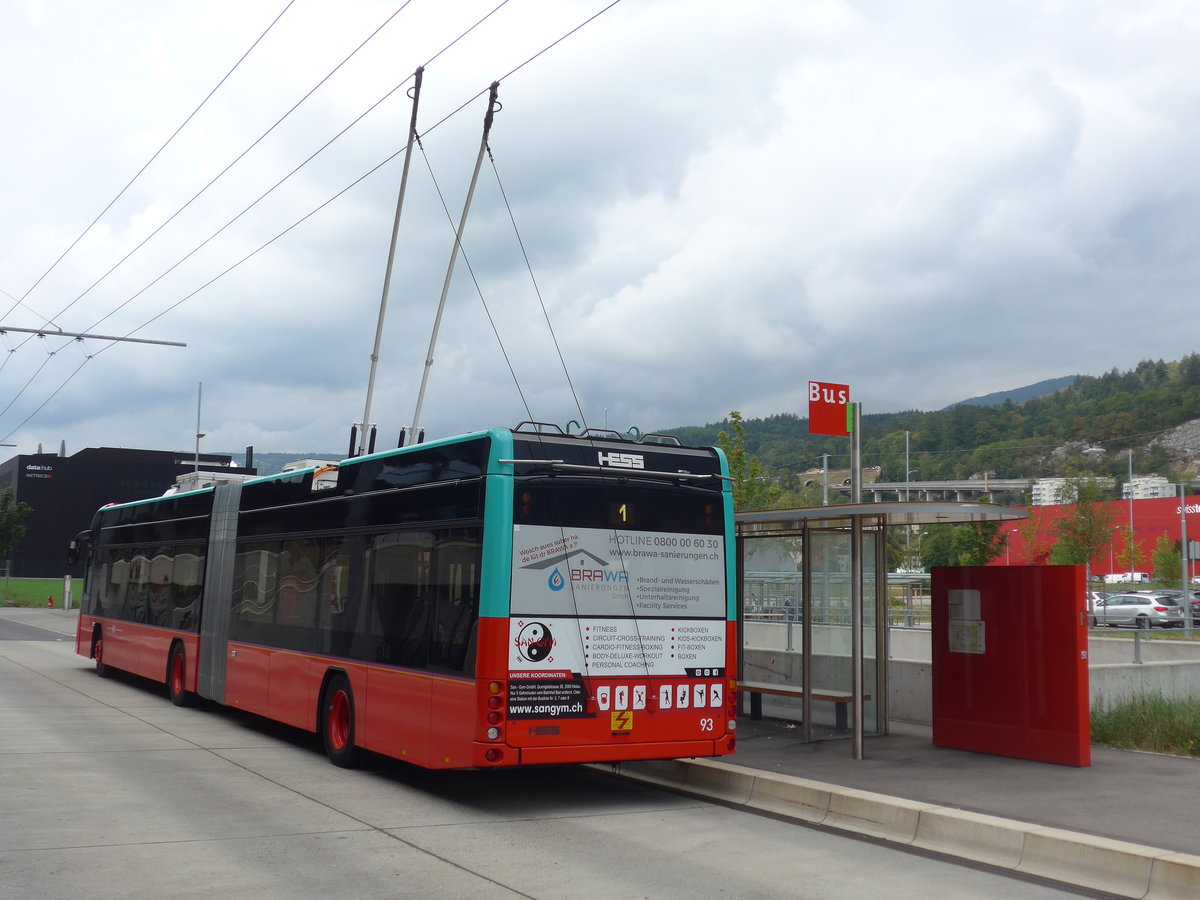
left=597, top=451, right=644, bottom=470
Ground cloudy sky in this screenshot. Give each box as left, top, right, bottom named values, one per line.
left=2, top=0, right=1198, bottom=458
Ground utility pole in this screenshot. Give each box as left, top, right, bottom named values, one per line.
left=194, top=381, right=205, bottom=473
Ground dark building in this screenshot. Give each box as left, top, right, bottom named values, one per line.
left=0, top=447, right=255, bottom=578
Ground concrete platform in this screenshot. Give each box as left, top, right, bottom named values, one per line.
left=602, top=719, right=1200, bottom=899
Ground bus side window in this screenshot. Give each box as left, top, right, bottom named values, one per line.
left=108, top=551, right=130, bottom=619
left=428, top=531, right=481, bottom=675
left=172, top=547, right=204, bottom=632
left=367, top=531, right=432, bottom=669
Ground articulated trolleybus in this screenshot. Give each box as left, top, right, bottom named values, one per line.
left=73, top=424, right=737, bottom=769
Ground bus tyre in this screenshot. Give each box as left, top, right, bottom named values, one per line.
left=94, top=635, right=110, bottom=678
left=168, top=644, right=192, bottom=707
left=322, top=674, right=361, bottom=768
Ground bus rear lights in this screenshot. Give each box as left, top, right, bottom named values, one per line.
left=487, top=680, right=504, bottom=696
left=485, top=748, right=504, bottom=763
left=487, top=711, right=502, bottom=726
left=727, top=719, right=737, bottom=732
left=486, top=726, right=502, bottom=740
left=726, top=738, right=736, bottom=752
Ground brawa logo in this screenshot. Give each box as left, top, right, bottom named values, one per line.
left=521, top=549, right=628, bottom=589
left=597, top=451, right=644, bottom=470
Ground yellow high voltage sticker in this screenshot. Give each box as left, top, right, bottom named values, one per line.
left=610, top=710, right=634, bottom=732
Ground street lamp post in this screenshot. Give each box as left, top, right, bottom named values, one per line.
left=1127, top=450, right=1135, bottom=576
left=1006, top=527, right=1020, bottom=565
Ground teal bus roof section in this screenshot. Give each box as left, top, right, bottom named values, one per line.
left=243, top=468, right=316, bottom=486
left=336, top=428, right=498, bottom=470
left=95, top=486, right=214, bottom=512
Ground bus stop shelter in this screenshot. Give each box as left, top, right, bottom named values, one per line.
left=734, top=501, right=1027, bottom=758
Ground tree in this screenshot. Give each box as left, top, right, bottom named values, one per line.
left=716, top=411, right=781, bottom=512
left=1048, top=477, right=1117, bottom=564
left=1151, top=534, right=1181, bottom=585
left=1114, top=525, right=1142, bottom=575
left=920, top=525, right=956, bottom=569
left=0, top=489, right=33, bottom=565
left=1013, top=507, right=1052, bottom=565
left=1048, top=478, right=1117, bottom=602
left=951, top=518, right=1008, bottom=566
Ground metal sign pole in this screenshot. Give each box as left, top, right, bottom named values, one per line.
left=850, top=402, right=864, bottom=760
left=1182, top=483, right=1192, bottom=637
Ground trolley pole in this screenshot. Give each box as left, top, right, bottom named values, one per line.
left=409, top=82, right=501, bottom=441
left=356, top=67, right=423, bottom=457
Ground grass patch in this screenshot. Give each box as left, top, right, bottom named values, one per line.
left=1, top=577, right=81, bottom=608
left=1092, top=696, right=1200, bottom=757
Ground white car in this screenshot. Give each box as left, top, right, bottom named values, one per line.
left=1090, top=593, right=1184, bottom=629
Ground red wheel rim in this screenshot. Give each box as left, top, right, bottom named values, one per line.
left=329, top=690, right=350, bottom=750
left=95, top=639, right=104, bottom=668
left=171, top=652, right=184, bottom=695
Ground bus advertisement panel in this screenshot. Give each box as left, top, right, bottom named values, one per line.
left=505, top=522, right=733, bottom=754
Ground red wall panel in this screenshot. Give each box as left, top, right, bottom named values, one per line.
left=932, top=565, right=1090, bottom=767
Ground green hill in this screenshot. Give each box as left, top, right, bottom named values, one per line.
left=664, top=354, right=1200, bottom=487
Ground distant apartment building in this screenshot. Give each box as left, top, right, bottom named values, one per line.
left=1030, top=476, right=1118, bottom=506
left=1122, top=475, right=1177, bottom=501
left=1031, top=478, right=1068, bottom=506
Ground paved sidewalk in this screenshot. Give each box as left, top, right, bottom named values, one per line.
left=728, top=718, right=1200, bottom=856
left=605, top=718, right=1200, bottom=899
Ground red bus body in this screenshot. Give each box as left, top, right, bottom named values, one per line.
left=75, top=427, right=737, bottom=769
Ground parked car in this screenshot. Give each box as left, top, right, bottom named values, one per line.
left=1104, top=572, right=1150, bottom=584
left=1150, top=589, right=1200, bottom=621
left=1090, top=592, right=1184, bottom=628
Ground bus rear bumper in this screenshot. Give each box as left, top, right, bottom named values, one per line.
left=480, top=737, right=735, bottom=767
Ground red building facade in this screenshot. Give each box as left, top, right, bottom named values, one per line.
left=997, top=494, right=1200, bottom=579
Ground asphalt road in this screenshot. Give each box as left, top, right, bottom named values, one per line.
left=0, top=612, right=1097, bottom=899
left=0, top=607, right=77, bottom=642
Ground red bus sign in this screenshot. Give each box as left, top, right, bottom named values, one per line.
left=808, top=381, right=851, bottom=436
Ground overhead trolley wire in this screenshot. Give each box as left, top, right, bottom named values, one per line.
left=1, top=0, right=621, bottom=442
left=2, top=0, right=298, bottom=325
left=488, top=152, right=588, bottom=431
left=52, top=0, right=511, bottom=342
left=10, top=0, right=418, bottom=353
left=412, top=122, right=539, bottom=427
left=420, top=0, right=622, bottom=137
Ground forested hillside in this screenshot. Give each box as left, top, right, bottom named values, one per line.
left=666, top=354, right=1200, bottom=487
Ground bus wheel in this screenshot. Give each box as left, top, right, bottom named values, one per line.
left=322, top=674, right=361, bottom=768
left=168, top=644, right=192, bottom=707
left=94, top=634, right=110, bottom=678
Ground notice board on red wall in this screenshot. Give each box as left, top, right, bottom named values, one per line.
left=931, top=565, right=1090, bottom=767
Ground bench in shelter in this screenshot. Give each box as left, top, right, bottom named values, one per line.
left=738, top=680, right=869, bottom=733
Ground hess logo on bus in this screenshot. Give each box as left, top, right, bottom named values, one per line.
left=597, top=451, right=644, bottom=470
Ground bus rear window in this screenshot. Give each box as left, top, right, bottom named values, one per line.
left=513, top=481, right=722, bottom=534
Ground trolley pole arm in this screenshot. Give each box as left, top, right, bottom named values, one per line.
left=356, top=68, right=424, bottom=457
left=409, top=82, right=500, bottom=439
